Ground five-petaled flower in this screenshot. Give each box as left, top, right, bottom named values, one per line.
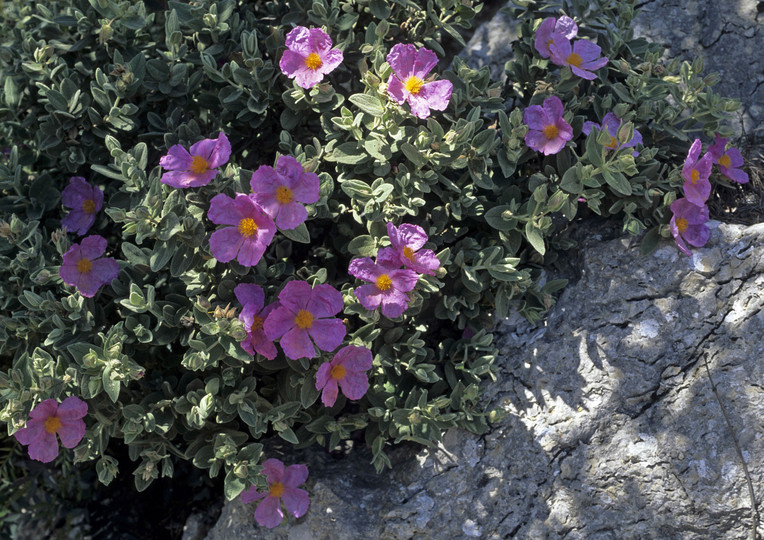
left=708, top=135, right=749, bottom=184
left=681, top=139, right=713, bottom=206
left=207, top=193, right=277, bottom=267
left=279, top=26, right=344, bottom=89
left=670, top=198, right=710, bottom=256
left=523, top=96, right=573, bottom=156
left=264, top=281, right=346, bottom=360
left=250, top=156, right=320, bottom=230
left=13, top=396, right=88, bottom=463
left=582, top=113, right=643, bottom=156
left=386, top=43, right=453, bottom=119
left=534, top=16, right=578, bottom=59
left=386, top=222, right=440, bottom=275
left=234, top=283, right=278, bottom=360
left=241, top=458, right=309, bottom=529
left=59, top=235, right=120, bottom=298
left=61, top=176, right=103, bottom=235
left=550, top=38, right=608, bottom=80
left=159, top=132, right=231, bottom=188
left=349, top=248, right=419, bottom=318
left=315, top=345, right=373, bottom=407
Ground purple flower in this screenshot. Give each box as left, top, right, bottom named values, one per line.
left=550, top=39, right=608, bottom=80
left=13, top=397, right=87, bottom=463
left=159, top=132, right=231, bottom=188
left=279, top=27, right=343, bottom=89
left=59, top=235, right=120, bottom=298
left=534, top=16, right=578, bottom=59
left=708, top=135, right=749, bottom=184
left=349, top=248, right=419, bottom=318
left=241, top=458, right=309, bottom=529
left=523, top=96, right=573, bottom=155
left=386, top=43, right=453, bottom=119
left=264, top=281, right=346, bottom=360
left=682, top=139, right=713, bottom=206
left=386, top=222, right=440, bottom=275
left=582, top=113, right=643, bottom=157
left=61, top=177, right=103, bottom=235
left=315, top=345, right=373, bottom=407
left=234, top=283, right=278, bottom=360
left=670, top=198, right=710, bottom=256
left=250, top=156, right=320, bottom=230
left=207, top=193, right=276, bottom=267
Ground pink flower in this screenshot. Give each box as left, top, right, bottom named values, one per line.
left=523, top=96, right=573, bottom=155
left=264, top=281, right=346, bottom=360
left=550, top=39, right=608, bottom=80
left=682, top=139, right=713, bottom=206
left=241, top=458, right=309, bottom=529
left=582, top=112, right=643, bottom=156
left=61, top=176, right=103, bottom=235
left=234, top=283, right=278, bottom=360
left=707, top=135, right=749, bottom=184
left=13, top=396, right=88, bottom=463
left=386, top=43, right=453, bottom=119
left=386, top=222, right=440, bottom=275
left=348, top=248, right=419, bottom=318
left=159, top=132, right=231, bottom=188
left=534, top=16, right=578, bottom=59
left=59, top=235, right=120, bottom=298
left=207, top=193, right=276, bottom=267
left=250, top=156, right=320, bottom=230
left=279, top=27, right=343, bottom=89
left=670, top=198, right=710, bottom=256
left=315, top=345, right=373, bottom=407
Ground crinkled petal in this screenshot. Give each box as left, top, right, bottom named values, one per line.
left=534, top=18, right=556, bottom=58
left=543, top=96, right=564, bottom=120
left=354, top=284, right=383, bottom=311
left=707, top=135, right=728, bottom=161
left=241, top=486, right=267, bottom=504
left=250, top=331, right=278, bottom=360
left=236, top=236, right=268, bottom=267
left=278, top=281, right=313, bottom=312
left=274, top=202, right=308, bottom=230
left=523, top=105, right=549, bottom=130
left=280, top=326, right=315, bottom=360
left=412, top=47, right=438, bottom=79
left=208, top=133, right=231, bottom=168
left=235, top=283, right=265, bottom=313
left=291, top=173, right=320, bottom=204
left=721, top=166, right=749, bottom=184
left=670, top=216, right=692, bottom=256
left=525, top=129, right=549, bottom=153
left=62, top=210, right=96, bottom=236
left=725, top=148, right=745, bottom=168
left=318, top=49, right=343, bottom=75
left=279, top=49, right=308, bottom=78
left=307, top=284, right=344, bottom=318
left=555, top=16, right=578, bottom=39
left=573, top=39, right=602, bottom=62
left=320, top=378, right=339, bottom=406
left=159, top=145, right=193, bottom=171
left=338, top=370, right=369, bottom=400
left=27, top=432, right=59, bottom=463
left=684, top=139, right=702, bottom=171
left=285, top=26, right=312, bottom=56
left=79, top=235, right=107, bottom=259
left=549, top=37, right=572, bottom=66
left=207, top=193, right=241, bottom=226
left=601, top=113, right=621, bottom=136
left=683, top=177, right=712, bottom=207
left=387, top=75, right=406, bottom=105
left=348, top=257, right=379, bottom=282
left=684, top=223, right=711, bottom=247
left=275, top=155, right=304, bottom=183
left=89, top=257, right=120, bottom=286
left=283, top=464, right=309, bottom=488
left=61, top=177, right=93, bottom=208
left=335, top=345, right=373, bottom=372
left=390, top=269, right=419, bottom=292
left=315, top=362, right=332, bottom=391
left=161, top=169, right=215, bottom=189
left=29, top=399, right=59, bottom=420
left=397, top=223, right=428, bottom=250
left=293, top=68, right=326, bottom=89
left=308, top=318, right=346, bottom=352
left=582, top=121, right=598, bottom=136
left=380, top=290, right=409, bottom=318
left=570, top=65, right=596, bottom=80
left=209, top=227, right=246, bottom=263
left=407, top=93, right=434, bottom=119
left=58, top=418, right=86, bottom=448
left=262, top=458, right=285, bottom=483
left=417, top=79, right=452, bottom=112
left=254, top=496, right=284, bottom=529
left=14, top=421, right=44, bottom=446
left=58, top=396, right=88, bottom=420
left=387, top=43, right=417, bottom=78
left=409, top=249, right=441, bottom=275
left=264, top=305, right=296, bottom=341
left=307, top=27, right=333, bottom=53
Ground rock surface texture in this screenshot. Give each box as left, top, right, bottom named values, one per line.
left=205, top=223, right=763, bottom=539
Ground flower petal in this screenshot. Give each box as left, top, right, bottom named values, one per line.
left=159, top=145, right=193, bottom=171
left=58, top=418, right=86, bottom=448
left=280, top=327, right=316, bottom=360
left=241, top=486, right=267, bottom=504
left=307, top=284, right=344, bottom=318
left=387, top=75, right=406, bottom=105
left=335, top=345, right=373, bottom=372
left=281, top=487, right=310, bottom=519
left=27, top=431, right=59, bottom=463
left=234, top=284, right=265, bottom=313
left=283, top=464, right=309, bottom=488
left=354, top=284, right=382, bottom=311
left=320, top=378, right=339, bottom=406
left=278, top=280, right=313, bottom=312
left=348, top=257, right=379, bottom=282
left=274, top=202, right=308, bottom=230
left=338, top=370, right=369, bottom=400
left=387, top=43, right=417, bottom=78
left=79, top=235, right=107, bottom=259
left=264, top=305, right=296, bottom=341
left=254, top=496, right=284, bottom=529
left=308, top=318, right=346, bottom=352
left=209, top=227, right=246, bottom=263
left=412, top=47, right=438, bottom=79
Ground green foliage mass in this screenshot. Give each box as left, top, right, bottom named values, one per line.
left=0, top=0, right=739, bottom=512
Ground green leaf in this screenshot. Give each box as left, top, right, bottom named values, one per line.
left=347, top=235, right=377, bottom=256
left=585, top=132, right=604, bottom=167
left=224, top=470, right=246, bottom=501
left=484, top=206, right=517, bottom=232
left=280, top=222, right=311, bottom=244
left=326, top=142, right=369, bottom=165
left=96, top=456, right=119, bottom=486
left=602, top=170, right=632, bottom=196
left=640, top=227, right=661, bottom=256
left=401, top=143, right=427, bottom=169
left=300, top=376, right=320, bottom=408
left=102, top=366, right=120, bottom=403
left=349, top=93, right=385, bottom=116
left=524, top=222, right=546, bottom=256
left=560, top=166, right=583, bottom=194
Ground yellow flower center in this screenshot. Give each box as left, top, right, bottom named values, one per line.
left=269, top=482, right=285, bottom=498
left=690, top=169, right=700, bottom=184
left=718, top=154, right=731, bottom=168
left=189, top=155, right=210, bottom=175
left=294, top=309, right=313, bottom=329
left=330, top=364, right=347, bottom=381
left=304, top=53, right=323, bottom=70
left=402, top=246, right=415, bottom=262
left=276, top=186, right=294, bottom=204
left=404, top=76, right=424, bottom=95
left=237, top=218, right=258, bottom=237
left=82, top=199, right=97, bottom=214
left=376, top=274, right=393, bottom=291
left=605, top=137, right=618, bottom=149
left=676, top=217, right=689, bottom=234
left=44, top=416, right=62, bottom=434
left=77, top=258, right=93, bottom=273
left=542, top=124, right=559, bottom=139
left=566, top=52, right=583, bottom=68
left=251, top=315, right=263, bottom=332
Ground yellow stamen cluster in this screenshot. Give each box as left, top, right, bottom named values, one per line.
left=690, top=169, right=700, bottom=184
left=251, top=315, right=264, bottom=332
left=330, top=364, right=347, bottom=381
left=77, top=258, right=93, bottom=273
left=675, top=217, right=689, bottom=233
left=269, top=482, right=285, bottom=498
left=82, top=199, right=97, bottom=214
left=44, top=416, right=62, bottom=434
left=276, top=186, right=294, bottom=204
left=402, top=246, right=415, bottom=262
left=718, top=154, right=731, bottom=168
left=542, top=124, right=559, bottom=139
left=376, top=274, right=393, bottom=291
left=304, top=53, right=323, bottom=70
left=404, top=76, right=424, bottom=95
left=189, top=155, right=210, bottom=175
left=294, top=309, right=314, bottom=329
left=566, top=52, right=583, bottom=68
left=238, top=218, right=258, bottom=237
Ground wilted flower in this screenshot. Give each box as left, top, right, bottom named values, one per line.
left=550, top=38, right=608, bottom=80
left=349, top=248, right=419, bottom=318
left=264, top=281, right=346, bottom=360
left=534, top=16, right=578, bottom=59
left=207, top=193, right=276, bottom=267
left=279, top=26, right=343, bottom=89
left=59, top=235, right=120, bottom=297
left=670, top=198, right=710, bottom=256
left=234, top=283, right=278, bottom=360
left=708, top=135, right=749, bottom=184
left=250, top=156, right=320, bottom=230
left=582, top=113, right=643, bottom=156
left=159, top=132, right=231, bottom=188
left=241, top=458, right=309, bottom=529
left=61, top=176, right=103, bottom=235
left=315, top=345, right=373, bottom=407
left=13, top=396, right=87, bottom=463
left=682, top=139, right=713, bottom=206
left=386, top=43, right=453, bottom=119
left=523, top=95, right=573, bottom=156
left=386, top=222, right=440, bottom=275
